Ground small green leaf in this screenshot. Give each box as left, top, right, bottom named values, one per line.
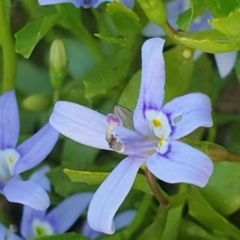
left=15, top=12, right=61, bottom=58
left=107, top=2, right=141, bottom=37
left=210, top=9, right=240, bottom=46
left=83, top=46, right=139, bottom=98
left=204, top=0, right=240, bottom=18
left=164, top=46, right=193, bottom=102
left=175, top=33, right=240, bottom=53
left=188, top=187, right=240, bottom=239
left=177, top=0, right=206, bottom=31
left=64, top=169, right=153, bottom=196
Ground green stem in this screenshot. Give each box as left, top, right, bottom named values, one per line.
left=0, top=0, right=17, bottom=92
left=149, top=204, right=170, bottom=240
left=145, top=168, right=169, bottom=205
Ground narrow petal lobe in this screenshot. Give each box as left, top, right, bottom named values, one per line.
left=162, top=93, right=212, bottom=140
left=134, top=38, right=166, bottom=136
left=146, top=141, right=213, bottom=187
left=88, top=156, right=145, bottom=234
left=15, top=124, right=59, bottom=174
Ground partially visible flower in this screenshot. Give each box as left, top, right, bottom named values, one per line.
left=20, top=167, right=94, bottom=239
left=20, top=193, right=93, bottom=239
left=38, top=0, right=134, bottom=9
left=0, top=91, right=59, bottom=210
left=0, top=223, right=23, bottom=240
left=82, top=210, right=136, bottom=239
left=142, top=0, right=237, bottom=78
left=50, top=38, right=213, bottom=234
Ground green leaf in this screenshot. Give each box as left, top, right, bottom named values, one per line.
left=118, top=71, right=141, bottom=111
left=199, top=162, right=240, bottom=216
left=83, top=46, right=139, bottom=98
left=106, top=2, right=141, bottom=37
left=64, top=169, right=153, bottom=196
left=188, top=54, right=213, bottom=95
left=164, top=46, right=193, bottom=102
left=188, top=187, right=240, bottom=239
left=33, top=233, right=88, bottom=240
left=235, top=54, right=240, bottom=82
left=175, top=32, right=240, bottom=53
left=204, top=0, right=240, bottom=18
left=210, top=8, right=240, bottom=47
left=15, top=12, right=61, bottom=58
left=177, top=0, right=206, bottom=31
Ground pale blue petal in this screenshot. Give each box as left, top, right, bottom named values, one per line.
left=0, top=223, right=23, bottom=240
left=214, top=52, right=237, bottom=78
left=15, top=124, right=59, bottom=174
left=29, top=166, right=51, bottom=191
left=3, top=178, right=50, bottom=210
left=88, top=156, right=145, bottom=234
left=146, top=141, right=213, bottom=187
left=142, top=23, right=165, bottom=37
left=193, top=50, right=203, bottom=60
left=162, top=93, right=212, bottom=140
left=190, top=11, right=212, bottom=32
left=46, top=193, right=93, bottom=233
left=82, top=210, right=136, bottom=239
left=81, top=221, right=104, bottom=239
left=91, top=0, right=112, bottom=8
left=50, top=101, right=110, bottom=150
left=38, top=0, right=83, bottom=7
left=21, top=206, right=46, bottom=239
left=133, top=38, right=165, bottom=136
left=114, top=210, right=136, bottom=230
left=0, top=91, right=19, bottom=149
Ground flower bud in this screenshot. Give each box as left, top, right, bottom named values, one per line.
left=49, top=39, right=68, bottom=90
left=137, top=0, right=167, bottom=27
left=23, top=94, right=52, bottom=112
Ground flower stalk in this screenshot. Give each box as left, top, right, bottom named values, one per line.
left=145, top=168, right=169, bottom=205
left=0, top=0, right=17, bottom=92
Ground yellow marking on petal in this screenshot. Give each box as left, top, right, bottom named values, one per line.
left=158, top=138, right=165, bottom=146
left=153, top=119, right=162, bottom=128
left=8, top=157, right=14, bottom=164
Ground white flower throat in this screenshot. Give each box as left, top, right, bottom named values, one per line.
left=0, top=149, right=20, bottom=182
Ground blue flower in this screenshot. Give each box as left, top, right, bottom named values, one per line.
left=38, top=0, right=134, bottom=9
left=142, top=0, right=237, bottom=78
left=49, top=38, right=213, bottom=234
left=0, top=91, right=59, bottom=210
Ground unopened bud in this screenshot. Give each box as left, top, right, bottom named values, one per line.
left=49, top=39, right=67, bottom=90
left=23, top=94, right=52, bottom=112
left=137, top=0, right=167, bottom=27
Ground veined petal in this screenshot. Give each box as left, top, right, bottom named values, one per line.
left=15, top=124, right=59, bottom=174
left=81, top=221, right=104, bottom=239
left=162, top=93, right=212, bottom=140
left=0, top=91, right=19, bottom=149
left=133, top=38, right=166, bottom=136
left=50, top=101, right=110, bottom=150
left=29, top=166, right=51, bottom=191
left=38, top=0, right=83, bottom=7
left=46, top=193, right=93, bottom=233
left=21, top=206, right=46, bottom=239
left=214, top=52, right=237, bottom=78
left=88, top=156, right=145, bottom=234
left=146, top=141, right=213, bottom=187
left=0, top=223, right=23, bottom=240
left=3, top=178, right=50, bottom=210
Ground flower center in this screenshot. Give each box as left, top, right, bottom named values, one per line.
left=33, top=219, right=53, bottom=238
left=105, top=114, right=124, bottom=153
left=145, top=110, right=172, bottom=154
left=0, top=149, right=20, bottom=182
